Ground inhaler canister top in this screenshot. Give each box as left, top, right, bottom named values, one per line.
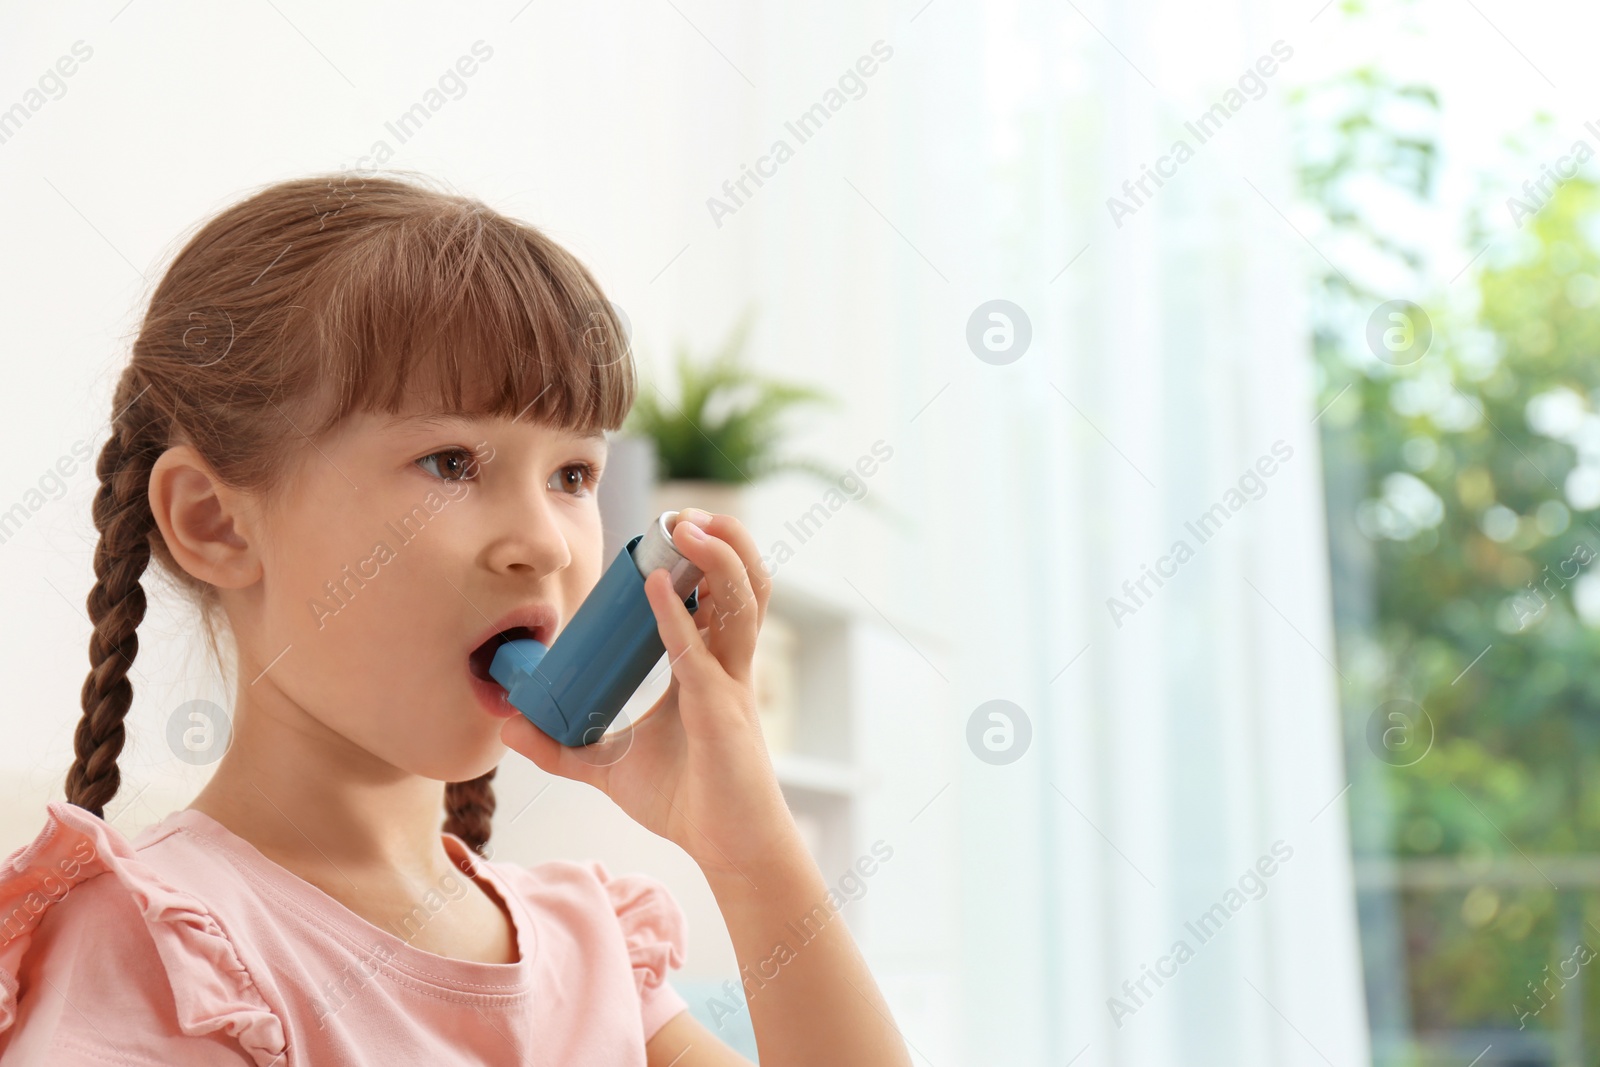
left=631, top=511, right=703, bottom=600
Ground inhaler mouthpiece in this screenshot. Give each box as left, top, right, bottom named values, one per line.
left=486, top=511, right=704, bottom=745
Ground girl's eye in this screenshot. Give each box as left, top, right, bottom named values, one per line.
left=549, top=462, right=600, bottom=496
left=416, top=448, right=480, bottom=482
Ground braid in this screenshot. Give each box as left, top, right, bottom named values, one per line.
left=65, top=390, right=163, bottom=818
left=444, top=768, right=497, bottom=858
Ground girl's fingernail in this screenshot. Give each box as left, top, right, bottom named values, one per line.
left=680, top=508, right=712, bottom=526
left=683, top=521, right=707, bottom=539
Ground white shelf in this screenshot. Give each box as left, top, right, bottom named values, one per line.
left=767, top=568, right=947, bottom=654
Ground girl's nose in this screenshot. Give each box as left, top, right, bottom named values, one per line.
left=481, top=492, right=572, bottom=578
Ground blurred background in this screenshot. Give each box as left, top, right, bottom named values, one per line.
left=5, top=0, right=1600, bottom=1063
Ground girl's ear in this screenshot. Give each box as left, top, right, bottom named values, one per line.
left=148, top=444, right=262, bottom=590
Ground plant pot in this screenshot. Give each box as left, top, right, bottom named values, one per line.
left=651, top=479, right=749, bottom=524
left=598, top=434, right=659, bottom=562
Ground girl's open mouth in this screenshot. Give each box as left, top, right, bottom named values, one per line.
left=468, top=627, right=537, bottom=682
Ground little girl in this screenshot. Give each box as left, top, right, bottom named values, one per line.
left=0, top=174, right=911, bottom=1067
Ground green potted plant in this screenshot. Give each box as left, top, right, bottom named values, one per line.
left=625, top=307, right=843, bottom=521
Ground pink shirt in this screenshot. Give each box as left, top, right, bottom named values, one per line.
left=0, top=801, right=692, bottom=1066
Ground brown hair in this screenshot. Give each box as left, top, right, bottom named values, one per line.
left=65, top=171, right=634, bottom=856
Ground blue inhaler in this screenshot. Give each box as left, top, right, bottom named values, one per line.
left=488, top=511, right=703, bottom=746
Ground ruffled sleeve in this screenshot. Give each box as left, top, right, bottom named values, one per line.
left=591, top=861, right=690, bottom=1041
left=0, top=802, right=286, bottom=1066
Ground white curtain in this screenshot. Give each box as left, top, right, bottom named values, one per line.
left=714, top=0, right=1375, bottom=1062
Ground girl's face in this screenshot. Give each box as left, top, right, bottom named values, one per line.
left=233, top=406, right=608, bottom=782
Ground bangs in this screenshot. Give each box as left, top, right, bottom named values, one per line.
left=292, top=202, right=634, bottom=439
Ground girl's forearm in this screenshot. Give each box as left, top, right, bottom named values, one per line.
left=703, top=833, right=913, bottom=1067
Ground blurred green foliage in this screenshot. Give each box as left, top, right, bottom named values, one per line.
left=623, top=306, right=840, bottom=486
left=1296, top=66, right=1600, bottom=1056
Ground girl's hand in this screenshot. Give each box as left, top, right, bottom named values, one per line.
left=498, top=510, right=801, bottom=886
